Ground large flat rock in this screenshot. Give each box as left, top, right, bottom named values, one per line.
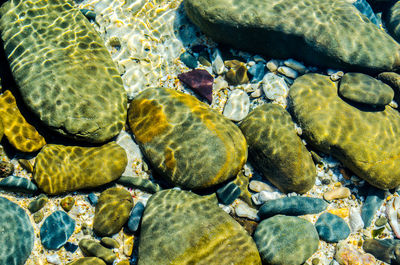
left=184, top=0, right=400, bottom=73
left=289, top=73, right=400, bottom=189
left=0, top=0, right=127, bottom=143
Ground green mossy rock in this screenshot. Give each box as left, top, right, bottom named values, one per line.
left=67, top=258, right=106, bottom=265
left=128, top=87, right=247, bottom=190
left=79, top=239, right=117, bottom=264
left=184, top=0, right=400, bottom=73
left=0, top=0, right=127, bottom=143
left=339, top=73, right=394, bottom=106
left=138, top=189, right=261, bottom=265
left=253, top=215, right=319, bottom=265
left=377, top=72, right=400, bottom=104
left=93, top=187, right=133, bottom=237
left=289, top=73, right=400, bottom=189
left=240, top=104, right=316, bottom=194
left=33, top=142, right=127, bottom=195
left=386, top=1, right=400, bottom=43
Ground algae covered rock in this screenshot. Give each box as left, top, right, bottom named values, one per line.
left=138, top=189, right=261, bottom=265
left=253, top=215, right=319, bottom=265
left=0, top=90, right=46, bottom=152
left=93, top=187, right=133, bottom=237
left=184, top=0, right=400, bottom=72
left=0, top=196, right=34, bottom=265
left=33, top=142, right=127, bottom=195
left=128, top=87, right=247, bottom=190
left=289, top=73, right=400, bottom=189
left=67, top=257, right=106, bottom=265
left=0, top=0, right=127, bottom=143
left=339, top=73, right=394, bottom=106
left=240, top=104, right=316, bottom=194
left=386, top=1, right=400, bottom=43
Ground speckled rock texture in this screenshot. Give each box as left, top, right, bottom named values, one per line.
left=385, top=1, right=400, bottom=43
left=240, top=104, right=316, bottom=194
left=93, top=187, right=133, bottom=237
left=67, top=257, right=106, bottom=265
left=339, top=73, right=394, bottom=106
left=184, top=0, right=400, bottom=73
left=0, top=90, right=46, bottom=152
left=0, top=0, right=127, bottom=143
left=33, top=142, right=127, bottom=195
left=138, top=189, right=261, bottom=265
left=128, top=87, right=247, bottom=190
left=253, top=215, right=319, bottom=265
left=0, top=196, right=34, bottom=265
left=289, top=73, right=400, bottom=189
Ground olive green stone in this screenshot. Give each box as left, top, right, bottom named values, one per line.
left=60, top=197, right=75, bottom=212
left=67, top=257, right=106, bottom=265
left=138, top=189, right=261, bottom=265
left=240, top=104, right=316, bottom=194
left=100, top=237, right=120, bottom=249
left=339, top=73, right=394, bottom=106
left=289, top=73, right=400, bottom=189
left=184, top=0, right=400, bottom=72
left=225, top=60, right=249, bottom=85
left=93, top=187, right=133, bottom=237
left=386, top=1, right=400, bottom=43
left=78, top=239, right=116, bottom=264
left=375, top=216, right=388, bottom=227
left=18, top=159, right=33, bottom=173
left=128, top=87, right=247, bottom=190
left=377, top=72, right=400, bottom=104
left=33, top=210, right=44, bottom=224
left=28, top=194, right=48, bottom=213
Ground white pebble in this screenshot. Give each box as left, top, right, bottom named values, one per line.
left=349, top=207, right=364, bottom=233
left=47, top=254, right=61, bottom=264
left=223, top=89, right=250, bottom=121
left=251, top=191, right=281, bottom=205
left=243, top=163, right=252, bottom=177
left=277, top=66, right=298, bottom=79
left=262, top=73, right=289, bottom=101
left=330, top=71, right=344, bottom=81
left=390, top=100, right=398, bottom=109
left=247, top=61, right=256, bottom=67
left=250, top=88, right=262, bottom=98
left=283, top=59, right=307, bottom=74
left=266, top=59, right=280, bottom=72
left=234, top=203, right=259, bottom=221
left=219, top=204, right=232, bottom=214
left=213, top=76, right=229, bottom=91
left=212, top=49, right=225, bottom=75
left=249, top=180, right=276, bottom=192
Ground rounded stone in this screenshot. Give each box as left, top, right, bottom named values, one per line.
left=67, top=257, right=106, bottom=265
left=28, top=194, right=48, bottom=213
left=40, top=211, right=75, bottom=250
left=60, top=197, right=75, bottom=212
left=0, top=161, right=14, bottom=178
left=79, top=239, right=116, bottom=264
left=0, top=196, right=34, bottom=265
left=0, top=175, right=38, bottom=194
left=315, top=212, right=350, bottom=243
left=93, top=187, right=133, bottom=237
left=253, top=215, right=319, bottom=265
left=222, top=89, right=250, bottom=122
left=128, top=87, right=247, bottom=190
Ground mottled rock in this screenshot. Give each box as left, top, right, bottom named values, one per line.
left=60, top=197, right=75, bottom=212
left=0, top=196, right=34, bottom=265
left=335, top=241, right=376, bottom=265
left=178, top=69, right=214, bottom=103
left=216, top=182, right=241, bottom=205
left=0, top=0, right=126, bottom=143
left=28, top=194, right=48, bottom=213
left=361, top=187, right=385, bottom=228
left=67, top=257, right=106, bottom=265
left=0, top=90, right=46, bottom=152
left=363, top=239, right=400, bottom=264
left=93, top=187, right=133, bottom=237
left=225, top=60, right=249, bottom=85
left=128, top=87, right=247, bottom=190
left=254, top=215, right=319, bottom=265
left=386, top=1, right=400, bottom=43
left=289, top=74, right=400, bottom=189
left=258, top=196, right=328, bottom=219
left=116, top=176, right=161, bottom=194
left=139, top=189, right=261, bottom=265
left=101, top=237, right=120, bottom=249
left=79, top=239, right=116, bottom=264
left=126, top=201, right=145, bottom=233
left=377, top=71, right=400, bottom=104
left=34, top=142, right=127, bottom=195
left=0, top=175, right=38, bottom=194
left=240, top=104, right=316, bottom=194
left=339, top=73, right=394, bottom=106
left=323, top=187, right=351, bottom=201
left=40, top=211, right=75, bottom=250
left=315, top=212, right=350, bottom=243
left=223, top=89, right=250, bottom=122
left=0, top=161, right=14, bottom=178
left=261, top=73, right=289, bottom=102
left=184, top=0, right=400, bottom=72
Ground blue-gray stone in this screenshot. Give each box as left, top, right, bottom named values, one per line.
left=254, top=215, right=319, bottom=265
left=363, top=238, right=400, bottom=264
left=0, top=196, right=34, bottom=265
left=64, top=242, right=79, bottom=253
left=127, top=202, right=145, bottom=233
left=116, top=176, right=162, bottom=194
left=248, top=63, right=265, bottom=83
left=352, top=0, right=382, bottom=27
left=0, top=175, right=38, bottom=194
left=315, top=212, right=350, bottom=243
left=80, top=9, right=96, bottom=21
left=216, top=182, right=241, bottom=205
left=258, top=196, right=328, bottom=219
left=87, top=193, right=98, bottom=206
left=361, top=187, right=385, bottom=228
left=40, top=211, right=76, bottom=250
left=180, top=51, right=198, bottom=69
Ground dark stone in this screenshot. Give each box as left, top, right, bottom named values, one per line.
left=361, top=186, right=385, bottom=228
left=87, top=193, right=98, bottom=206
left=315, top=212, right=350, bottom=243
left=0, top=175, right=38, bottom=194
left=180, top=52, right=198, bottom=69
left=127, top=202, right=145, bottom=233
left=0, top=161, right=13, bottom=178
left=178, top=69, right=213, bottom=103
left=363, top=238, right=400, bottom=264
left=64, top=242, right=79, bottom=253
left=40, top=211, right=76, bottom=250
left=28, top=194, right=48, bottom=213
left=216, top=182, right=241, bottom=205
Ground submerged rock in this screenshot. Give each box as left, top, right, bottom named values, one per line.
left=138, top=189, right=261, bottom=265
left=363, top=239, right=400, bottom=264
left=40, top=211, right=75, bottom=250
left=361, top=187, right=385, bottom=228
left=67, top=258, right=106, bottom=265
left=178, top=69, right=214, bottom=103
left=128, top=87, right=247, bottom=190
left=386, top=1, right=400, bottom=43
left=289, top=74, right=400, bottom=189
left=0, top=0, right=127, bottom=143
left=184, top=0, right=400, bottom=73
left=223, top=89, right=250, bottom=122
left=240, top=104, right=316, bottom=194
left=0, top=175, right=38, bottom=194
left=315, top=212, right=350, bottom=243
left=79, top=239, right=116, bottom=264
left=33, top=142, right=127, bottom=195
left=335, top=241, right=376, bottom=265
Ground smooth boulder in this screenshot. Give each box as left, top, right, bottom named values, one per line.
left=240, top=104, right=316, bottom=194
left=184, top=0, right=400, bottom=73
left=289, top=73, right=400, bottom=189
left=0, top=0, right=127, bottom=143
left=128, top=87, right=247, bottom=190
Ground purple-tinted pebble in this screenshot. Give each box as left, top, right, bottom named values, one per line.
left=178, top=69, right=214, bottom=103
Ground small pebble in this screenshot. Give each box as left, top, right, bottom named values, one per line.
left=283, top=59, right=307, bottom=74
left=323, top=187, right=351, bottom=200
left=87, top=193, right=98, bottom=206
left=124, top=235, right=134, bottom=256
left=375, top=216, right=388, bottom=227
left=46, top=254, right=61, bottom=264
left=250, top=88, right=262, bottom=98
left=222, top=89, right=250, bottom=122
left=328, top=208, right=349, bottom=218
left=349, top=207, right=364, bottom=232
left=315, top=212, right=350, bottom=243
left=330, top=70, right=344, bottom=81
left=0, top=161, right=14, bottom=178
left=266, top=59, right=279, bottom=72
left=18, top=159, right=33, bottom=173
left=33, top=210, right=44, bottom=224
left=127, top=202, right=145, bottom=233
left=61, top=196, right=75, bottom=212
left=251, top=190, right=281, bottom=205
left=216, top=182, right=241, bottom=205
left=79, top=239, right=116, bottom=264
left=64, top=242, right=79, bottom=253
left=335, top=241, right=376, bottom=265
left=28, top=194, right=48, bottom=213
left=180, top=51, right=198, bottom=69
left=234, top=202, right=259, bottom=221
left=249, top=180, right=276, bottom=193
left=277, top=66, right=298, bottom=79
left=211, top=49, right=225, bottom=75
left=101, top=237, right=120, bottom=249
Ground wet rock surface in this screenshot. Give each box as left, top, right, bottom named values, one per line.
left=40, top=211, right=75, bottom=250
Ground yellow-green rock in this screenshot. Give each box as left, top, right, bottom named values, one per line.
left=128, top=87, right=247, bottom=190
left=0, top=0, right=127, bottom=143
left=289, top=73, right=400, bottom=189
left=138, top=189, right=261, bottom=265
left=93, top=187, right=133, bottom=237
left=0, top=118, right=3, bottom=143
left=225, top=60, right=249, bottom=85
left=67, top=257, right=106, bottom=265
left=240, top=104, right=316, bottom=194
left=33, top=143, right=127, bottom=195
left=0, top=90, right=46, bottom=152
